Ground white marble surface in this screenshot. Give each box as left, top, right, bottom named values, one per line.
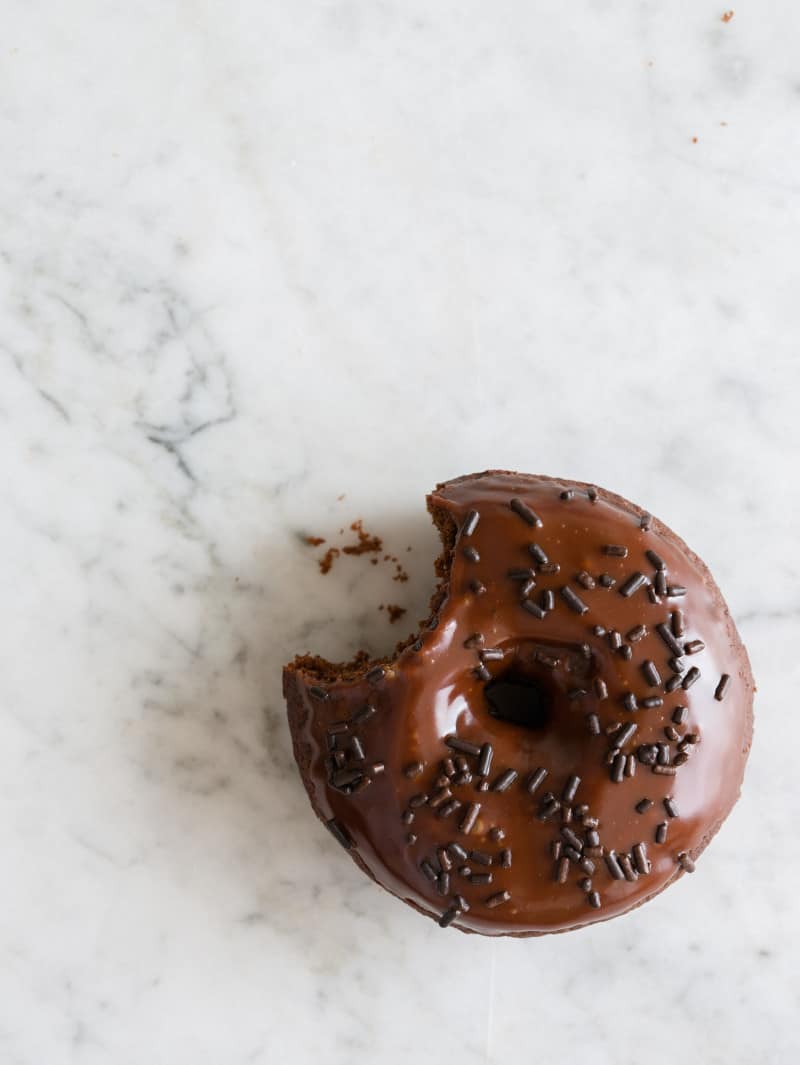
left=1, top=2, right=798, bottom=1061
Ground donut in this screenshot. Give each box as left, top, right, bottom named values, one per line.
left=283, top=471, right=754, bottom=936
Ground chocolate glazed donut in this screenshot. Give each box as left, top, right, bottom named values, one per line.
left=283, top=472, right=755, bottom=936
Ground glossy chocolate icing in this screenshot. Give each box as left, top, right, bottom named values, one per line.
left=284, top=472, right=754, bottom=935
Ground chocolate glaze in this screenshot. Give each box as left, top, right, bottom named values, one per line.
left=284, top=472, right=755, bottom=936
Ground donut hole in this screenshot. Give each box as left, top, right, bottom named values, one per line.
left=485, top=671, right=553, bottom=731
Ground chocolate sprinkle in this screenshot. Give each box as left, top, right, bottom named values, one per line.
left=470, top=872, right=493, bottom=886
left=623, top=692, right=638, bottom=712
left=486, top=890, right=511, bottom=908
left=522, top=599, right=546, bottom=619
left=309, top=685, right=329, bottom=701
left=563, top=775, right=581, bottom=803
left=611, top=753, right=626, bottom=782
left=603, top=544, right=628, bottom=557
left=594, top=679, right=608, bottom=701
left=448, top=842, right=468, bottom=862
left=492, top=769, right=519, bottom=793
left=665, top=675, right=684, bottom=693
left=462, top=545, right=480, bottom=563
left=527, top=767, right=548, bottom=794
left=529, top=543, right=549, bottom=565
left=641, top=696, right=664, bottom=709
left=420, top=860, right=438, bottom=882
left=542, top=589, right=555, bottom=611
left=656, top=622, right=684, bottom=658
left=508, top=567, right=536, bottom=581
left=587, top=486, right=598, bottom=502
left=667, top=586, right=687, bottom=598
left=672, top=609, right=685, bottom=637
left=454, top=894, right=470, bottom=912
left=642, top=660, right=662, bottom=687
left=352, top=703, right=378, bottom=726
left=655, top=571, right=668, bottom=597
left=446, top=736, right=482, bottom=757
left=608, top=630, right=623, bottom=650
left=632, top=843, right=650, bottom=875
left=715, top=674, right=731, bottom=701
left=403, top=761, right=423, bottom=779
left=635, top=798, right=653, bottom=814
left=437, top=871, right=451, bottom=895
left=560, top=489, right=575, bottom=501
left=365, top=666, right=385, bottom=685
left=437, top=799, right=462, bottom=819
left=682, top=667, right=701, bottom=690
left=463, top=633, right=485, bottom=650
left=627, top=624, right=647, bottom=643
left=664, top=797, right=679, bottom=818
left=656, top=822, right=668, bottom=844
left=576, top=571, right=597, bottom=589
left=586, top=713, right=601, bottom=735
left=469, top=579, right=486, bottom=595
left=561, top=826, right=584, bottom=851
left=618, top=854, right=639, bottom=882
left=588, top=891, right=602, bottom=908
left=459, top=803, right=481, bottom=834
left=640, top=513, right=652, bottom=530
left=561, top=586, right=589, bottom=614
left=616, top=722, right=638, bottom=748
left=677, top=852, right=696, bottom=873
left=438, top=907, right=459, bottom=928
left=477, top=743, right=494, bottom=777
left=672, top=706, right=688, bottom=724
left=599, top=574, right=616, bottom=588
left=326, top=818, right=353, bottom=849
left=509, top=497, right=542, bottom=527
left=461, top=509, right=480, bottom=537
left=619, top=572, right=646, bottom=598
left=556, top=857, right=570, bottom=883
left=470, top=850, right=493, bottom=866
left=605, top=851, right=625, bottom=880
left=474, top=663, right=491, bottom=683
left=500, top=849, right=512, bottom=869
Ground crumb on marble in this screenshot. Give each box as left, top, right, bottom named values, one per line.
left=319, top=547, right=340, bottom=574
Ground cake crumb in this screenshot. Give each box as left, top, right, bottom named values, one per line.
left=386, top=604, right=407, bottom=624
left=692, top=136, right=698, bottom=143
left=305, top=535, right=326, bottom=547
left=721, top=10, right=734, bottom=22
left=342, top=520, right=383, bottom=557
left=319, top=547, right=340, bottom=574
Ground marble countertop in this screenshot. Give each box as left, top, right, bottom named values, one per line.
left=2, top=2, right=798, bottom=1061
